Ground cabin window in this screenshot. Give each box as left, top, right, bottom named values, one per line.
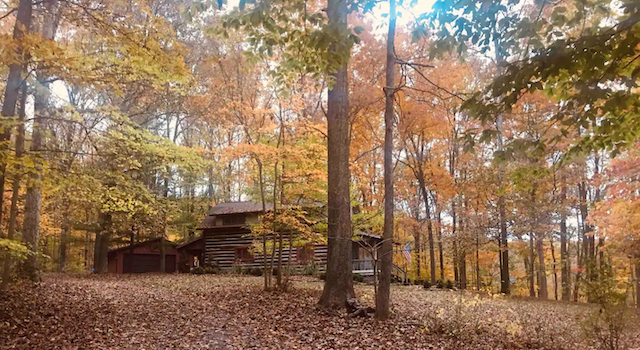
left=222, top=214, right=245, bottom=226
left=235, top=247, right=253, bottom=263
left=297, top=245, right=315, bottom=264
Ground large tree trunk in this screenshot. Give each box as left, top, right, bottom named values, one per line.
left=376, top=0, right=396, bottom=320
left=21, top=0, right=60, bottom=281
left=1, top=83, right=27, bottom=289
left=0, top=0, right=32, bottom=229
left=319, top=0, right=355, bottom=309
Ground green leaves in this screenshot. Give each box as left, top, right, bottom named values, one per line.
left=428, top=0, right=640, bottom=158
left=0, top=239, right=29, bottom=260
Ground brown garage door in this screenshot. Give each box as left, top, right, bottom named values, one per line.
left=123, top=254, right=176, bottom=273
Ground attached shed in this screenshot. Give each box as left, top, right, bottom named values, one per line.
left=176, top=236, right=205, bottom=271
left=107, top=238, right=178, bottom=273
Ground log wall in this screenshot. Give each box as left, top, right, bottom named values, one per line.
left=203, top=227, right=328, bottom=271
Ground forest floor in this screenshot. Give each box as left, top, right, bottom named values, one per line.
left=1, top=274, right=639, bottom=350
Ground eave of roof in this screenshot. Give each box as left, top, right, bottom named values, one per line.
left=107, top=237, right=176, bottom=254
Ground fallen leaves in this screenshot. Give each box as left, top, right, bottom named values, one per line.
left=1, top=274, right=638, bottom=350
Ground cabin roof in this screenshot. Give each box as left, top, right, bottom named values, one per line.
left=356, top=231, right=382, bottom=240
left=206, top=201, right=273, bottom=216
left=176, top=236, right=204, bottom=250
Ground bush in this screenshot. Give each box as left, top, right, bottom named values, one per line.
left=318, top=272, right=326, bottom=280
left=353, top=274, right=364, bottom=283
left=191, top=266, right=205, bottom=275
left=204, top=266, right=220, bottom=274
left=271, top=267, right=279, bottom=276
left=232, top=265, right=244, bottom=275
left=435, top=279, right=444, bottom=289
left=248, top=267, right=263, bottom=276
left=414, top=279, right=423, bottom=286
left=444, top=279, right=454, bottom=289
left=301, top=263, right=318, bottom=276
left=581, top=262, right=636, bottom=350
left=423, top=280, right=432, bottom=289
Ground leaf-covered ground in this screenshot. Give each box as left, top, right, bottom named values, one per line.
left=1, top=274, right=638, bottom=349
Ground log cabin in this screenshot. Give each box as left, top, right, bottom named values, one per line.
left=180, top=201, right=403, bottom=277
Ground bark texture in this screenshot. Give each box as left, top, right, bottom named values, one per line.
left=319, top=0, right=355, bottom=309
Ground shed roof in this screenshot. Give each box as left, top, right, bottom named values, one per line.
left=176, top=236, right=204, bottom=250
left=206, top=201, right=273, bottom=215
left=107, top=237, right=176, bottom=255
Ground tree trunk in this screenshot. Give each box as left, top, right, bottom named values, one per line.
left=415, top=218, right=421, bottom=278
left=452, top=198, right=459, bottom=284
left=551, top=236, right=558, bottom=300
left=94, top=212, right=112, bottom=273
left=58, top=197, right=71, bottom=272
left=575, top=181, right=589, bottom=301
left=160, top=237, right=166, bottom=273
left=458, top=199, right=467, bottom=290
left=0, top=0, right=32, bottom=229
left=529, top=235, right=536, bottom=297
left=536, top=234, right=548, bottom=299
left=635, top=262, right=640, bottom=310
left=93, top=232, right=101, bottom=272
left=274, top=161, right=283, bottom=289
left=128, top=228, right=135, bottom=273
left=424, top=185, right=436, bottom=284
left=475, top=229, right=480, bottom=290
left=435, top=200, right=444, bottom=281
left=560, top=183, right=570, bottom=301
left=416, top=178, right=435, bottom=284
left=20, top=0, right=60, bottom=281
left=319, top=0, right=355, bottom=309
left=573, top=210, right=582, bottom=302
left=1, top=83, right=27, bottom=289
left=256, top=159, right=269, bottom=289
left=376, top=0, right=396, bottom=320
left=497, top=193, right=509, bottom=294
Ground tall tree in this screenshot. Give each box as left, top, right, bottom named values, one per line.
left=0, top=0, right=32, bottom=229
left=376, top=0, right=396, bottom=321
left=21, top=0, right=59, bottom=280
left=319, top=0, right=356, bottom=309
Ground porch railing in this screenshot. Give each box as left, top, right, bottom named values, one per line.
left=352, top=259, right=376, bottom=272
